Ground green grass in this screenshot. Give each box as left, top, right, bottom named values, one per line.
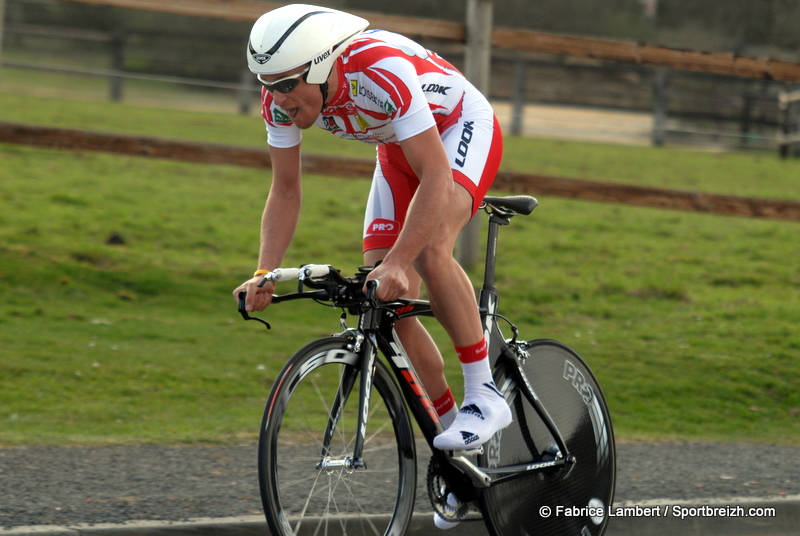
left=1, top=74, right=799, bottom=446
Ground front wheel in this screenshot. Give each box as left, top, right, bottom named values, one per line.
left=480, top=339, right=616, bottom=536
left=258, top=336, right=417, bottom=536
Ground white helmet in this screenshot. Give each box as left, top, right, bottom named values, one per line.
left=247, top=4, right=369, bottom=85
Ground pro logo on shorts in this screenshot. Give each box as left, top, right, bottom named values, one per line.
left=369, top=219, right=399, bottom=235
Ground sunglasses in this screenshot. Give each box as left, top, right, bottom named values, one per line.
left=257, top=66, right=310, bottom=94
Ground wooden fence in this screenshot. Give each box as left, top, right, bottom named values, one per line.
left=52, top=0, right=800, bottom=82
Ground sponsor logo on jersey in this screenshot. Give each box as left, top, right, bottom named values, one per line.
left=322, top=116, right=339, bottom=131
left=422, top=83, right=451, bottom=95
left=354, top=113, right=371, bottom=132
left=323, top=100, right=357, bottom=116
left=352, top=82, right=396, bottom=115
left=273, top=109, right=291, bottom=124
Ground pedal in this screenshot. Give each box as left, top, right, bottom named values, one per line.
left=445, top=446, right=484, bottom=457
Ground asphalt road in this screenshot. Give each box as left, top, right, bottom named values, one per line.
left=1, top=439, right=798, bottom=531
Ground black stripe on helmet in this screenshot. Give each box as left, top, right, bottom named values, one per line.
left=251, top=10, right=328, bottom=61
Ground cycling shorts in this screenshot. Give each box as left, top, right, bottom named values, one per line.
left=362, top=92, right=503, bottom=253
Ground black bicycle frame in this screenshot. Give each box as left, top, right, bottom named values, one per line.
left=339, top=207, right=573, bottom=493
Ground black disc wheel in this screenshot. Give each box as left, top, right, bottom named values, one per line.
left=480, top=339, right=616, bottom=536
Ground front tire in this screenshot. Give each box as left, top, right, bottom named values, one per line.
left=258, top=337, right=417, bottom=536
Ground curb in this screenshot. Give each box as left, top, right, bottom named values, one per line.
left=607, top=496, right=800, bottom=536
left=3, top=497, right=799, bottom=536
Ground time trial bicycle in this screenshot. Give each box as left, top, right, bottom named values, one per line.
left=238, top=194, right=616, bottom=536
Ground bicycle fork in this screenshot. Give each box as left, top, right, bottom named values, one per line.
left=314, top=331, right=377, bottom=472
left=317, top=284, right=383, bottom=472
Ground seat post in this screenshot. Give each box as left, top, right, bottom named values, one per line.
left=481, top=211, right=510, bottom=293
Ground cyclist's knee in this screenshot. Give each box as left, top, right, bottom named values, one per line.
left=414, top=244, right=459, bottom=282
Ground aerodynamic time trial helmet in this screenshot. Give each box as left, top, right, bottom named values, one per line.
left=247, top=4, right=369, bottom=85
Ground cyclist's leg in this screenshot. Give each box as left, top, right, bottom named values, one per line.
left=363, top=104, right=509, bottom=451
left=413, top=184, right=511, bottom=450
left=421, top=104, right=509, bottom=450
left=420, top=96, right=502, bottom=354
left=364, top=247, right=451, bottom=410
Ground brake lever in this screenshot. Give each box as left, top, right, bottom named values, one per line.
left=365, top=279, right=386, bottom=311
left=238, top=291, right=271, bottom=330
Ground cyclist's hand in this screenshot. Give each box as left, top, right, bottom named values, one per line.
left=233, top=276, right=275, bottom=312
left=365, top=261, right=408, bottom=302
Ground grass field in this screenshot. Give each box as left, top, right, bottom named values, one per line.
left=1, top=72, right=799, bottom=446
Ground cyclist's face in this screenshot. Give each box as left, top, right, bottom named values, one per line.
left=261, top=65, right=324, bottom=129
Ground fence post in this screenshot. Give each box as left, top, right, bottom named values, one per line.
left=457, top=0, right=493, bottom=269
left=652, top=68, right=668, bottom=146
left=795, top=91, right=800, bottom=157
left=239, top=69, right=254, bottom=115
left=739, top=93, right=753, bottom=149
left=780, top=84, right=800, bottom=158
left=0, top=0, right=6, bottom=78
left=510, top=58, right=526, bottom=137
left=794, top=87, right=800, bottom=157
left=779, top=86, right=791, bottom=158
left=109, top=26, right=125, bottom=102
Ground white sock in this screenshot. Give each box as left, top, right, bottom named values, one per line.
left=439, top=404, right=458, bottom=429
left=461, top=362, right=497, bottom=403
left=433, top=378, right=511, bottom=450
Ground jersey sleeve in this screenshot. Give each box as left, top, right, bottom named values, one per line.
left=261, top=90, right=302, bottom=148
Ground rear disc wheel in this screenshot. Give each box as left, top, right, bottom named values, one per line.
left=480, top=339, right=616, bottom=536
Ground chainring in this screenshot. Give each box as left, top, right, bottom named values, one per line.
left=426, top=456, right=470, bottom=523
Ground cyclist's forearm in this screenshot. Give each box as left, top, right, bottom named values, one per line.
left=255, top=144, right=303, bottom=273
left=256, top=190, right=301, bottom=272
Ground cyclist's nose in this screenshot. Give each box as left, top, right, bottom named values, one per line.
left=272, top=91, right=291, bottom=107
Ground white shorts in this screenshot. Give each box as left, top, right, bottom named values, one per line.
left=362, top=90, right=503, bottom=252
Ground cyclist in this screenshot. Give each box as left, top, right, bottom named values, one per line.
left=233, top=4, right=511, bottom=503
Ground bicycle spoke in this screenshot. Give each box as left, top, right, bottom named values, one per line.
left=260, top=340, right=416, bottom=536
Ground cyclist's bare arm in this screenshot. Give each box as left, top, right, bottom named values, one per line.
left=233, top=143, right=303, bottom=312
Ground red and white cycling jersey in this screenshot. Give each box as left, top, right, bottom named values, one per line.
left=260, top=29, right=503, bottom=252
left=261, top=29, right=468, bottom=147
